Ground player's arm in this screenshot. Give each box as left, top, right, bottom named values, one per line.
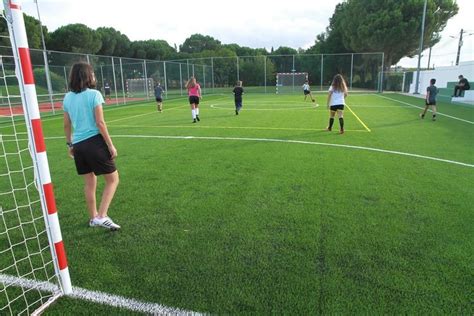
left=327, top=91, right=332, bottom=108
left=95, top=105, right=117, bottom=159
left=63, top=112, right=74, bottom=158
left=198, top=85, right=202, bottom=99
left=426, top=88, right=430, bottom=102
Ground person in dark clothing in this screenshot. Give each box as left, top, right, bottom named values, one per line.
left=420, top=78, right=438, bottom=121
left=233, top=81, right=244, bottom=115
left=453, top=75, right=470, bottom=97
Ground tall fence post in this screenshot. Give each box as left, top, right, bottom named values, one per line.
left=119, top=57, right=126, bottom=104
left=320, top=54, right=324, bottom=91
left=143, top=60, right=149, bottom=100
left=111, top=56, right=119, bottom=103
left=236, top=56, right=240, bottom=82
left=264, top=55, right=267, bottom=94
left=350, top=53, right=354, bottom=90
left=211, top=57, right=214, bottom=93
left=163, top=61, right=168, bottom=98
left=179, top=63, right=183, bottom=96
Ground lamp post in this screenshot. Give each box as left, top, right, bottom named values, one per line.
left=414, top=0, right=428, bottom=94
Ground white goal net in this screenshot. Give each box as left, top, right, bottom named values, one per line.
left=126, top=78, right=154, bottom=98
left=1, top=1, right=71, bottom=315
left=276, top=72, right=308, bottom=94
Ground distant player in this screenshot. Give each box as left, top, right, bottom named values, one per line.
left=154, top=82, right=165, bottom=112
left=420, top=78, right=438, bottom=121
left=104, top=81, right=111, bottom=101
left=326, top=74, right=348, bottom=134
left=233, top=80, right=244, bottom=115
left=186, top=77, right=202, bottom=123
left=302, top=80, right=315, bottom=102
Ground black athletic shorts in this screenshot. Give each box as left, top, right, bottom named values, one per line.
left=425, top=100, right=436, bottom=106
left=304, top=90, right=310, bottom=95
left=72, top=134, right=116, bottom=175
left=330, top=104, right=344, bottom=111
left=189, top=96, right=200, bottom=105
left=156, top=97, right=163, bottom=102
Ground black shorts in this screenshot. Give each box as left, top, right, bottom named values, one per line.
left=330, top=104, right=344, bottom=111
left=425, top=100, right=436, bottom=106
left=304, top=90, right=310, bottom=95
left=72, top=134, right=116, bottom=175
left=189, top=96, right=200, bottom=105
left=105, top=89, right=111, bottom=96
left=156, top=97, right=163, bottom=102
left=235, top=99, right=242, bottom=108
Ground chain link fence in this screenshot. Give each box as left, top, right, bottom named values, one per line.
left=0, top=45, right=384, bottom=116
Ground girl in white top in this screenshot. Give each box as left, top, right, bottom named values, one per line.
left=302, top=80, right=315, bottom=102
left=326, top=74, right=348, bottom=134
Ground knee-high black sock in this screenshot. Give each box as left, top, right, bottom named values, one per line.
left=329, top=118, right=335, bottom=128
left=339, top=117, right=344, bottom=129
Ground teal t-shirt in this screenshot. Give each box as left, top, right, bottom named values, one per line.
left=63, top=89, right=104, bottom=144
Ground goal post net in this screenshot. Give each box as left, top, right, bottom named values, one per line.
left=276, top=72, right=308, bottom=94
left=1, top=0, right=72, bottom=314
left=125, top=78, right=154, bottom=98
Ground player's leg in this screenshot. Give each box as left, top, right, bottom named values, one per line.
left=310, top=92, right=315, bottom=102
left=97, top=171, right=119, bottom=219
left=191, top=103, right=197, bottom=123
left=327, top=110, right=336, bottom=131
left=195, top=104, right=200, bottom=121
left=420, top=103, right=429, bottom=118
left=337, top=110, right=345, bottom=134
left=83, top=172, right=98, bottom=221
left=431, top=105, right=437, bottom=121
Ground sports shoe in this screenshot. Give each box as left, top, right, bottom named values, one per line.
left=235, top=110, right=238, bottom=115
left=419, top=113, right=425, bottom=119
left=326, top=127, right=332, bottom=131
left=339, top=128, right=345, bottom=134
left=89, top=218, right=98, bottom=227
left=193, top=119, right=197, bottom=123
left=92, top=216, right=121, bottom=231
left=196, top=115, right=200, bottom=122
left=312, top=99, right=315, bottom=102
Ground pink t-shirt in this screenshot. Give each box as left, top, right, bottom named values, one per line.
left=188, top=84, right=201, bottom=97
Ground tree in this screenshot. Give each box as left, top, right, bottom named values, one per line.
left=47, top=24, right=102, bottom=54
left=179, top=34, right=221, bottom=54
left=0, top=13, right=48, bottom=49
left=336, top=0, right=458, bottom=67
left=96, top=27, right=131, bottom=57
left=129, top=40, right=176, bottom=60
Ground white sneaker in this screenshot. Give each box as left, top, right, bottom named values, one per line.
left=89, top=218, right=99, bottom=227
left=92, top=216, right=121, bottom=231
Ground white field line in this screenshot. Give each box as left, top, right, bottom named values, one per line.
left=378, top=94, right=474, bottom=124
left=44, top=134, right=470, bottom=168
left=0, top=273, right=200, bottom=315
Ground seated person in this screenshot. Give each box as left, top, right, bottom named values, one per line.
left=453, top=75, right=470, bottom=97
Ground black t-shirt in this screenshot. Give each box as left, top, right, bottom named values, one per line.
left=233, top=86, right=244, bottom=100
left=459, top=78, right=470, bottom=89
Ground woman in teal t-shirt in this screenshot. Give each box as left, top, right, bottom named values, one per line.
left=63, top=62, right=120, bottom=231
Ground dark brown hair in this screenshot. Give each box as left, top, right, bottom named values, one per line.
left=68, top=62, right=96, bottom=93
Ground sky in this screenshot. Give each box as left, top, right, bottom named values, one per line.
left=6, top=0, right=474, bottom=68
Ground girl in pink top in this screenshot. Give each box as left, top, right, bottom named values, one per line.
left=186, top=77, right=202, bottom=123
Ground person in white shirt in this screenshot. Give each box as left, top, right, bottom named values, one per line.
left=326, top=74, right=348, bottom=134
left=302, top=80, right=315, bottom=102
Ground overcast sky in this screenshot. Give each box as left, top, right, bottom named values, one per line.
left=7, top=0, right=474, bottom=68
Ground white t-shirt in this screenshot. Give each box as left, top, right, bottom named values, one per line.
left=302, top=83, right=310, bottom=91
left=328, top=86, right=346, bottom=106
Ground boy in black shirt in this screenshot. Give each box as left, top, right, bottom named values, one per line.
left=233, top=81, right=244, bottom=115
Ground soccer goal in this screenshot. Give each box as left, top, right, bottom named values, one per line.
left=1, top=1, right=72, bottom=315
left=125, top=78, right=154, bottom=98
left=276, top=72, right=308, bottom=94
